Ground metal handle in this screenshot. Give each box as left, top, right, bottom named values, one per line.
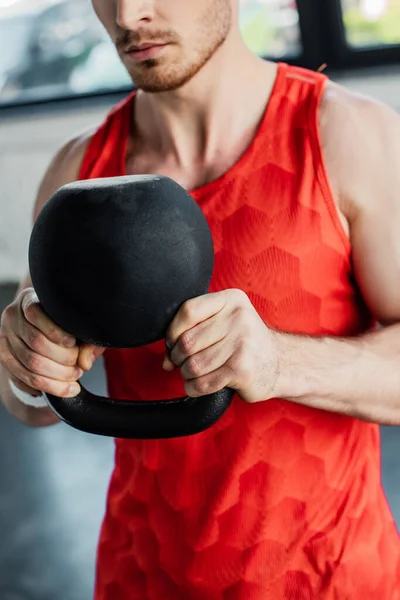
left=44, top=385, right=235, bottom=439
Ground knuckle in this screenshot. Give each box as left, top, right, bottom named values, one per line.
left=182, top=299, right=196, bottom=322
left=180, top=331, right=195, bottom=354
left=2, top=354, right=14, bottom=374
left=29, top=373, right=43, bottom=390
left=23, top=302, right=39, bottom=324
left=29, top=331, right=45, bottom=353
left=193, top=378, right=210, bottom=396
left=186, top=355, right=203, bottom=377
left=230, top=288, right=248, bottom=304
left=26, top=351, right=42, bottom=374
left=46, top=324, right=61, bottom=343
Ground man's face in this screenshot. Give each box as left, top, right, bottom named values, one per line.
left=92, top=0, right=233, bottom=92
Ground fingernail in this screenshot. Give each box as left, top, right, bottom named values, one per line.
left=165, top=338, right=173, bottom=350
left=68, top=383, right=80, bottom=397
left=76, top=368, right=84, bottom=379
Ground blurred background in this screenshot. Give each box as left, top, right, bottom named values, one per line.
left=0, top=1, right=400, bottom=599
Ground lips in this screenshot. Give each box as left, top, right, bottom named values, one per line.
left=126, top=42, right=165, bottom=53
left=125, top=43, right=168, bottom=61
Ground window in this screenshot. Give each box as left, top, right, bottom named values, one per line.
left=239, top=0, right=301, bottom=58
left=0, top=0, right=130, bottom=105
left=0, top=0, right=400, bottom=107
left=0, top=0, right=302, bottom=106
left=341, top=0, right=400, bottom=48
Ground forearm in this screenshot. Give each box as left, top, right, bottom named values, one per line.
left=273, top=323, right=400, bottom=425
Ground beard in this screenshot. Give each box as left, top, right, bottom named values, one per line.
left=115, top=0, right=232, bottom=93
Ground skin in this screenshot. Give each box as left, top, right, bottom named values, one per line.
left=1, top=0, right=400, bottom=426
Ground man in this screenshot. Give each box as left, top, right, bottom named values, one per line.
left=1, top=0, right=400, bottom=597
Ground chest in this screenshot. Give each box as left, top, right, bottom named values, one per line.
left=194, top=169, right=359, bottom=335
left=125, top=141, right=255, bottom=193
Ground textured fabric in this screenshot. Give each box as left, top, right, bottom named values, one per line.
left=78, top=63, right=400, bottom=599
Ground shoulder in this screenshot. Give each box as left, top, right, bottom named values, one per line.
left=319, top=79, right=400, bottom=220
left=33, top=92, right=135, bottom=222
left=33, top=128, right=95, bottom=221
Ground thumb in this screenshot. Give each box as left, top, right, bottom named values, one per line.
left=93, top=346, right=107, bottom=359
left=77, top=344, right=107, bottom=371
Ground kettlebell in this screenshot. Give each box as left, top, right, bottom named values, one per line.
left=28, top=175, right=234, bottom=439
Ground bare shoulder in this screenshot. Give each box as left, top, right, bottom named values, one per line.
left=33, top=128, right=95, bottom=221
left=319, top=79, right=400, bottom=221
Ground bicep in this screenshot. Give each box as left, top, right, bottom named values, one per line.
left=351, top=202, right=400, bottom=326
left=321, top=83, right=400, bottom=326
left=344, top=101, right=400, bottom=325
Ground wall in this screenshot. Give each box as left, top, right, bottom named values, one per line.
left=1, top=67, right=400, bottom=284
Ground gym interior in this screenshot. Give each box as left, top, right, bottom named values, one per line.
left=1, top=1, right=400, bottom=598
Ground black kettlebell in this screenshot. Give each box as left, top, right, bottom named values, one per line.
left=28, top=175, right=234, bottom=439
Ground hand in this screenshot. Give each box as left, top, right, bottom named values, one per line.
left=0, top=288, right=105, bottom=399
left=162, top=289, right=280, bottom=403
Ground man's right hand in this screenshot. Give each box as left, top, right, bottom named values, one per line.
left=0, top=288, right=103, bottom=399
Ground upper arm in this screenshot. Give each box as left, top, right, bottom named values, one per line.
left=320, top=82, right=400, bottom=326
left=17, top=129, right=94, bottom=295
left=33, top=129, right=94, bottom=221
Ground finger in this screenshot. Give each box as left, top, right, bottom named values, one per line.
left=168, top=314, right=231, bottom=368
left=15, top=321, right=80, bottom=367
left=162, top=339, right=177, bottom=371
left=21, top=291, right=76, bottom=348
left=166, top=292, right=227, bottom=348
left=8, top=333, right=83, bottom=382
left=184, top=365, right=234, bottom=398
left=77, top=344, right=107, bottom=371
left=179, top=338, right=234, bottom=381
left=3, top=342, right=81, bottom=398
left=8, top=374, right=44, bottom=396
left=162, top=355, right=176, bottom=372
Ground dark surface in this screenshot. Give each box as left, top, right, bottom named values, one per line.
left=46, top=386, right=235, bottom=440
left=0, top=282, right=399, bottom=600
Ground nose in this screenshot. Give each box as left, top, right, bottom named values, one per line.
left=116, top=0, right=155, bottom=29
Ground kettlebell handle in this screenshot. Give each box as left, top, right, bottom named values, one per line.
left=44, top=386, right=235, bottom=439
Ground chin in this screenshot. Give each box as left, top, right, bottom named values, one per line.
left=132, top=65, right=207, bottom=94
left=135, top=80, right=189, bottom=93
left=132, top=74, right=193, bottom=93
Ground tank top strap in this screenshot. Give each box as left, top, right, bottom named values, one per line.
left=261, top=63, right=328, bottom=141
left=78, top=91, right=135, bottom=180
left=264, top=63, right=350, bottom=255
left=278, top=63, right=327, bottom=96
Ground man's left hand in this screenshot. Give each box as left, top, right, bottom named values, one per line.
left=162, top=289, right=280, bottom=403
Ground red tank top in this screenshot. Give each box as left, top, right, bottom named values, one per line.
left=79, top=63, right=400, bottom=599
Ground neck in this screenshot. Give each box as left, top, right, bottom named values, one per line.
left=133, top=35, right=278, bottom=172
